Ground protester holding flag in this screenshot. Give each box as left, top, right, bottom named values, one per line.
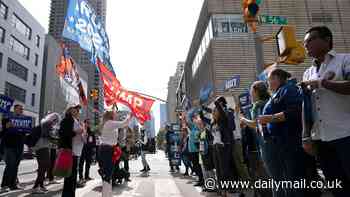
left=98, top=111, right=132, bottom=197
left=59, top=104, right=84, bottom=197
left=1, top=104, right=27, bottom=191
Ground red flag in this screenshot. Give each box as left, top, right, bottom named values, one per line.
left=97, top=59, right=155, bottom=124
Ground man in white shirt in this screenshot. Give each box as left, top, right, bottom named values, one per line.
left=302, top=26, right=350, bottom=197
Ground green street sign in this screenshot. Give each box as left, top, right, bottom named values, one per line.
left=258, top=15, right=288, bottom=25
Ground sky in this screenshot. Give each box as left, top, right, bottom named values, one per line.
left=18, top=0, right=204, bottom=132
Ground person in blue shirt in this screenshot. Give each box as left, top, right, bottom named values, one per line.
left=257, top=68, right=307, bottom=197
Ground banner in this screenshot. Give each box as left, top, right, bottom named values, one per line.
left=8, top=115, right=33, bottom=133
left=56, top=44, right=88, bottom=106
left=62, top=0, right=115, bottom=75
left=199, top=83, right=213, bottom=104
left=239, top=92, right=252, bottom=119
left=0, top=94, right=14, bottom=114
left=97, top=60, right=155, bottom=124
left=168, top=124, right=181, bottom=166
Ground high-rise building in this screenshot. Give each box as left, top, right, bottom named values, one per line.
left=159, top=103, right=167, bottom=129
left=184, top=0, right=350, bottom=106
left=0, top=0, right=46, bottom=124
left=166, top=62, right=184, bottom=124
left=48, top=0, right=107, bottom=123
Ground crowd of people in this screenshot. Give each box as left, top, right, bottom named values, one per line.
left=0, top=102, right=146, bottom=197
left=0, top=25, right=349, bottom=197
left=164, top=26, right=350, bottom=197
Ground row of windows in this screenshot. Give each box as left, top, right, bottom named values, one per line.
left=11, top=14, right=31, bottom=40
left=0, top=1, right=41, bottom=47
left=0, top=1, right=8, bottom=19
left=5, top=81, right=36, bottom=106
left=191, top=15, right=248, bottom=76
left=7, top=57, right=28, bottom=81
left=9, top=35, right=29, bottom=59
left=1, top=27, right=40, bottom=65
left=192, top=18, right=213, bottom=76
left=0, top=26, right=4, bottom=43
left=6, top=57, right=37, bottom=86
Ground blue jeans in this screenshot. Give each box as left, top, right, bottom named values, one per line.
left=261, top=137, right=306, bottom=197
left=98, top=145, right=114, bottom=183
left=1, top=147, right=23, bottom=188
left=318, top=136, right=350, bottom=197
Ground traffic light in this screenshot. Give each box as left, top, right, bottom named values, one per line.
left=275, top=26, right=306, bottom=65
left=242, top=0, right=261, bottom=32
left=243, top=0, right=260, bottom=22
left=90, top=89, right=99, bottom=100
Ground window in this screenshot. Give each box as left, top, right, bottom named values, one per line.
left=35, top=35, right=40, bottom=47
left=33, top=73, right=37, bottom=86
left=0, top=52, right=2, bottom=68
left=5, top=82, right=26, bottom=103
left=9, top=36, right=30, bottom=59
left=221, top=22, right=230, bottom=33
left=11, top=14, right=32, bottom=40
left=34, top=53, right=38, bottom=66
left=0, top=1, right=8, bottom=19
left=0, top=26, right=4, bottom=43
left=31, top=93, right=35, bottom=106
left=7, top=58, right=28, bottom=81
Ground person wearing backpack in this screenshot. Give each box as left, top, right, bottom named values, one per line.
left=31, top=113, right=61, bottom=194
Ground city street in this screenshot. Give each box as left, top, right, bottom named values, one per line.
left=0, top=151, right=220, bottom=197
left=0, top=151, right=335, bottom=197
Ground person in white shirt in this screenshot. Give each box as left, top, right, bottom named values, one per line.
left=98, top=111, right=132, bottom=197
left=302, top=26, right=350, bottom=197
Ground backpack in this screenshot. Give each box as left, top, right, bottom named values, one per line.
left=25, top=125, right=42, bottom=147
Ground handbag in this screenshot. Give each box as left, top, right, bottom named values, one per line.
left=53, top=149, right=73, bottom=178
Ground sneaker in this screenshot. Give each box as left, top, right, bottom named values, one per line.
left=0, top=187, right=9, bottom=193
left=76, top=180, right=85, bottom=188
left=40, top=187, right=49, bottom=192
left=85, top=177, right=94, bottom=181
left=32, top=187, right=45, bottom=194
left=140, top=168, right=146, bottom=172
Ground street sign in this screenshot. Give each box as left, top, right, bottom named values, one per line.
left=258, top=15, right=288, bottom=25
left=224, top=75, right=240, bottom=91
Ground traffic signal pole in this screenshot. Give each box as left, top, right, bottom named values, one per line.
left=254, top=31, right=265, bottom=77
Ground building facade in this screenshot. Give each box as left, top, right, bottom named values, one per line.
left=40, top=34, right=88, bottom=120
left=166, top=62, right=184, bottom=124
left=0, top=0, right=45, bottom=124
left=48, top=0, right=107, bottom=122
left=184, top=0, right=350, bottom=107
left=159, top=103, right=167, bottom=129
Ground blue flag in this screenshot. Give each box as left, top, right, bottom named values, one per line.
left=62, top=0, right=115, bottom=75
left=0, top=94, right=14, bottom=114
